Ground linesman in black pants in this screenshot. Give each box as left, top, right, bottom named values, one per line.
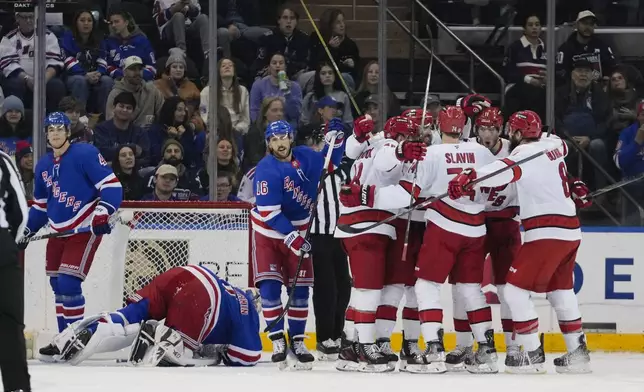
left=0, top=150, right=31, bottom=392
left=297, top=124, right=352, bottom=359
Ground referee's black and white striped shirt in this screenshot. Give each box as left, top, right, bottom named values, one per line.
left=310, top=162, right=349, bottom=235
left=0, top=150, right=29, bottom=242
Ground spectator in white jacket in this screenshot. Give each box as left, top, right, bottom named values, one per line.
left=200, top=58, right=250, bottom=134
left=0, top=12, right=66, bottom=113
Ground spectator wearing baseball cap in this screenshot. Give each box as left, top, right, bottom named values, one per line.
left=141, top=164, right=181, bottom=201
left=555, top=10, right=617, bottom=86
left=614, top=101, right=644, bottom=224
left=105, top=56, right=165, bottom=128
left=301, top=95, right=344, bottom=127
left=300, top=62, right=353, bottom=127
left=353, top=61, right=401, bottom=118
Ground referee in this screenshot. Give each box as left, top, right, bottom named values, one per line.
left=0, top=150, right=31, bottom=392
left=298, top=125, right=352, bottom=358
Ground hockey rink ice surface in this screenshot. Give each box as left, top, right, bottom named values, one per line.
left=27, top=353, right=644, bottom=391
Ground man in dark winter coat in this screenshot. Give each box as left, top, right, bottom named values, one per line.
left=556, top=10, right=617, bottom=86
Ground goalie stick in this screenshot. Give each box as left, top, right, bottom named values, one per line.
left=337, top=147, right=549, bottom=235
left=263, top=132, right=339, bottom=333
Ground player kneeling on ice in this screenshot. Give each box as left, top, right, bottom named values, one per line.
left=251, top=119, right=345, bottom=370
left=448, top=110, right=592, bottom=374
left=47, top=265, right=263, bottom=367
left=18, top=112, right=123, bottom=362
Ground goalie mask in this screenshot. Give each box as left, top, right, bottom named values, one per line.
left=44, top=111, right=72, bottom=149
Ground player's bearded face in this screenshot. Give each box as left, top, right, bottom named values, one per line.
left=478, top=126, right=500, bottom=149
left=46, top=125, right=68, bottom=149
left=268, top=134, right=292, bottom=160
left=509, top=130, right=522, bottom=151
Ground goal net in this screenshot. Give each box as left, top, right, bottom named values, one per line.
left=24, top=201, right=253, bottom=347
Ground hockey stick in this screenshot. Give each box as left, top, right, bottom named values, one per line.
left=263, top=133, right=339, bottom=333
left=25, top=213, right=131, bottom=243
left=298, top=0, right=361, bottom=115
left=588, top=173, right=644, bottom=199
left=337, top=148, right=549, bottom=235
left=402, top=28, right=435, bottom=262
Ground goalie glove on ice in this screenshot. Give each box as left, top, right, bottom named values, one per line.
left=569, top=177, right=592, bottom=209
left=91, top=205, right=111, bottom=236
left=448, top=168, right=477, bottom=200
left=283, top=231, right=311, bottom=257
left=340, top=183, right=375, bottom=208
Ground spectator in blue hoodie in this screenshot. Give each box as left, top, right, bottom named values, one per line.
left=148, top=96, right=199, bottom=168
left=94, top=91, right=151, bottom=167
left=99, top=8, right=156, bottom=81
left=60, top=10, right=114, bottom=114
left=556, top=59, right=611, bottom=191
left=614, top=101, right=644, bottom=223
left=0, top=96, right=31, bottom=157
left=249, top=52, right=302, bottom=126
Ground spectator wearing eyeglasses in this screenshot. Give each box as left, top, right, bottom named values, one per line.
left=199, top=171, right=241, bottom=201
left=141, top=164, right=181, bottom=201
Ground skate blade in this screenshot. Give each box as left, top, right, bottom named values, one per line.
left=466, top=362, right=499, bottom=374
left=335, top=359, right=360, bottom=372
left=555, top=362, right=592, bottom=374
left=358, top=362, right=392, bottom=373
left=505, top=363, right=546, bottom=374
left=281, top=355, right=313, bottom=371
left=38, top=354, right=65, bottom=364
left=404, top=362, right=447, bottom=374
left=446, top=362, right=467, bottom=372
left=316, top=352, right=339, bottom=361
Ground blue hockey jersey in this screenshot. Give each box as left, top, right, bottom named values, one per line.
left=28, top=143, right=123, bottom=233
left=98, top=29, right=156, bottom=81
left=251, top=142, right=345, bottom=239
left=614, top=122, right=644, bottom=177
left=59, top=30, right=105, bottom=75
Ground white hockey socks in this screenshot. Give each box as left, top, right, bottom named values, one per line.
left=375, top=284, right=404, bottom=340
left=456, top=283, right=492, bottom=343
left=496, top=284, right=515, bottom=347
left=451, top=284, right=474, bottom=347
left=547, top=289, right=584, bottom=352
left=415, top=279, right=443, bottom=342
left=352, top=288, right=381, bottom=344
left=402, top=285, right=420, bottom=341
left=504, top=283, right=540, bottom=351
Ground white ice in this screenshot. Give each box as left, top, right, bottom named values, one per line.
left=24, top=353, right=644, bottom=392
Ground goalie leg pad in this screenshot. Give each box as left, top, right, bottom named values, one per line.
left=69, top=322, right=140, bottom=366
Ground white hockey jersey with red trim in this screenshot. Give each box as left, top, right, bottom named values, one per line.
left=474, top=135, right=581, bottom=242
left=335, top=135, right=406, bottom=239
left=374, top=142, right=495, bottom=238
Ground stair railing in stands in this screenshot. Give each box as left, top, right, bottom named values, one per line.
left=412, top=0, right=506, bottom=107
left=371, top=0, right=473, bottom=99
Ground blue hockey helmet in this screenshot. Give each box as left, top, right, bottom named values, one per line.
left=265, top=120, right=293, bottom=141
left=44, top=112, right=71, bottom=133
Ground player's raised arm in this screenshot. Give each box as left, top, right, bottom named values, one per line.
left=317, top=117, right=346, bottom=170
left=345, top=115, right=376, bottom=159
left=81, top=145, right=123, bottom=235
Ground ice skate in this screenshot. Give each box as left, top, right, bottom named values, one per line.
left=399, top=336, right=423, bottom=373
left=505, top=335, right=546, bottom=374
left=554, top=335, right=591, bottom=374
left=316, top=338, right=340, bottom=361
left=376, top=338, right=399, bottom=371
left=270, top=332, right=288, bottom=370
left=465, top=330, right=498, bottom=374
left=404, top=340, right=447, bottom=374
left=38, top=343, right=63, bottom=363
left=336, top=333, right=360, bottom=372
left=288, top=334, right=314, bottom=370
left=445, top=345, right=473, bottom=372
left=357, top=342, right=391, bottom=373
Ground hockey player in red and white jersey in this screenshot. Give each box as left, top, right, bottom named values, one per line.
left=402, top=108, right=441, bottom=146
left=340, top=106, right=499, bottom=374
left=448, top=110, right=592, bottom=374
left=334, top=115, right=426, bottom=373
left=447, top=107, right=521, bottom=371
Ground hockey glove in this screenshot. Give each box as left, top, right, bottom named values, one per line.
left=90, top=206, right=112, bottom=236
left=17, top=227, right=35, bottom=250
left=569, top=177, right=592, bottom=209
left=460, top=93, right=491, bottom=117
left=353, top=115, right=375, bottom=143
left=283, top=231, right=312, bottom=257
left=395, top=140, right=427, bottom=162
left=339, top=183, right=375, bottom=208
left=448, top=168, right=477, bottom=200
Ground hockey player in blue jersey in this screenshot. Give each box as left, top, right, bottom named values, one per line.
left=47, top=265, right=262, bottom=367
left=19, top=112, right=123, bottom=362
left=251, top=119, right=345, bottom=370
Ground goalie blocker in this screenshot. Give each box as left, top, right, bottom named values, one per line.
left=47, top=265, right=262, bottom=367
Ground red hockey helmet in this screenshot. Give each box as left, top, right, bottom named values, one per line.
left=383, top=116, right=418, bottom=139
left=475, top=107, right=503, bottom=128
left=438, top=105, right=467, bottom=135
left=402, top=108, right=434, bottom=127
left=508, top=110, right=543, bottom=139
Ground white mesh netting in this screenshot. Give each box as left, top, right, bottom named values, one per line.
left=115, top=203, right=251, bottom=305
